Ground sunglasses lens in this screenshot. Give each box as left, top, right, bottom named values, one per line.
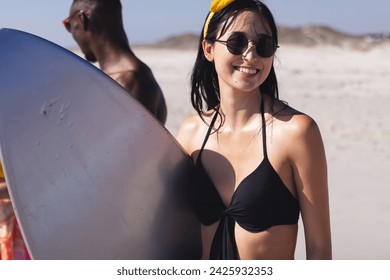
left=256, top=35, right=277, bottom=58
left=63, top=10, right=84, bottom=33
left=65, top=22, right=71, bottom=32
left=225, top=33, right=277, bottom=58
left=226, top=33, right=248, bottom=55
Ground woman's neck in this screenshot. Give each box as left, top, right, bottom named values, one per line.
left=219, top=90, right=263, bottom=131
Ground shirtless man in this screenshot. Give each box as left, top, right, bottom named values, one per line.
left=63, top=0, right=167, bottom=124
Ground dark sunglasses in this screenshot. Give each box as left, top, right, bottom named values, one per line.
left=212, top=32, right=278, bottom=58
left=62, top=10, right=86, bottom=32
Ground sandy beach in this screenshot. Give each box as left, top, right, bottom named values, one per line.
left=131, top=41, right=390, bottom=260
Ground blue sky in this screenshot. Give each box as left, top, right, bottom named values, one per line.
left=0, top=0, right=389, bottom=49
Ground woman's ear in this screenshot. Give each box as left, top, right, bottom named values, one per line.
left=202, top=39, right=214, bottom=62
left=79, top=12, right=89, bottom=30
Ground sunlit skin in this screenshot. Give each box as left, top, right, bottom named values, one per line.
left=178, top=11, right=331, bottom=260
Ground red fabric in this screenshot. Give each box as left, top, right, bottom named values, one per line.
left=0, top=199, right=30, bottom=260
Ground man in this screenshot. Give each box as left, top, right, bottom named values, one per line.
left=63, top=0, right=167, bottom=124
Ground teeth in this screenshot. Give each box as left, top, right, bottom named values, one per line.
left=238, top=67, right=257, bottom=75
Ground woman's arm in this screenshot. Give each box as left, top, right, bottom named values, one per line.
left=289, top=115, right=332, bottom=259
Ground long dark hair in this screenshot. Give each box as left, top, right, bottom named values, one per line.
left=191, top=0, right=279, bottom=120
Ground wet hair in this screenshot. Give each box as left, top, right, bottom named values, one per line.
left=191, top=0, right=279, bottom=120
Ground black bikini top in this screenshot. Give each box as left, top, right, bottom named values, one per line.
left=190, top=101, right=300, bottom=259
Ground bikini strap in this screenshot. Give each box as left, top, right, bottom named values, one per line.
left=260, top=99, right=268, bottom=159
left=198, top=110, right=219, bottom=159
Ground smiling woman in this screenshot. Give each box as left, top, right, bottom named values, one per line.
left=177, top=0, right=332, bottom=260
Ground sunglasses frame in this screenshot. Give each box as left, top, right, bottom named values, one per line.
left=62, top=10, right=86, bottom=32
left=212, top=32, right=279, bottom=58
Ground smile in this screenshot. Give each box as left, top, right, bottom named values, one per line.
left=236, top=67, right=258, bottom=75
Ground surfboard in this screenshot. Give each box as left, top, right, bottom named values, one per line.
left=0, top=28, right=201, bottom=260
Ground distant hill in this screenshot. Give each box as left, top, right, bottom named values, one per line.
left=278, top=25, right=373, bottom=49
left=136, top=25, right=389, bottom=50
left=155, top=33, right=200, bottom=49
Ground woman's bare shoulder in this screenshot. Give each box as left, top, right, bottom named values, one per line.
left=266, top=99, right=323, bottom=158
left=177, top=112, right=214, bottom=155
left=285, top=111, right=319, bottom=140
left=178, top=113, right=202, bottom=131
left=269, top=98, right=318, bottom=135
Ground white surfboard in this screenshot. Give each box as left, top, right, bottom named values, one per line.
left=0, top=28, right=201, bottom=259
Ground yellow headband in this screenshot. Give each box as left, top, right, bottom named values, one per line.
left=203, top=0, right=235, bottom=38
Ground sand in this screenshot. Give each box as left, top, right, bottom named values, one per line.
left=133, top=44, right=390, bottom=260
left=276, top=45, right=390, bottom=260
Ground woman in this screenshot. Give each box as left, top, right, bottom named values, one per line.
left=177, top=0, right=331, bottom=259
